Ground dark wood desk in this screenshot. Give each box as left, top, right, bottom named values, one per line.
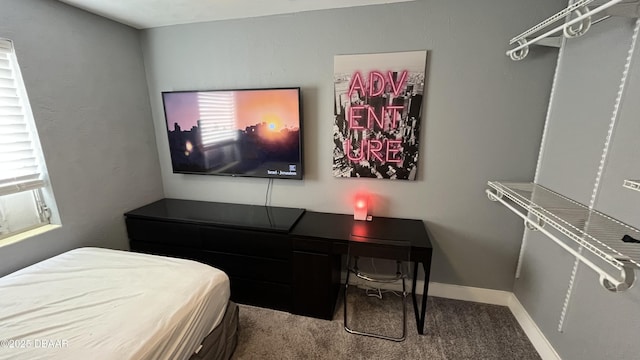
left=124, top=199, right=433, bottom=335
left=290, top=211, right=433, bottom=335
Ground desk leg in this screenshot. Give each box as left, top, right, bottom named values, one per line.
left=411, top=259, right=431, bottom=335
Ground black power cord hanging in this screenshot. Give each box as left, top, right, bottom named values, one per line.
left=264, top=178, right=274, bottom=226
left=264, top=178, right=273, bottom=206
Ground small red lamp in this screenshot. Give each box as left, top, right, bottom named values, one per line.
left=354, top=194, right=368, bottom=221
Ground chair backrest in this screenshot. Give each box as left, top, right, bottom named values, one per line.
left=348, top=235, right=411, bottom=263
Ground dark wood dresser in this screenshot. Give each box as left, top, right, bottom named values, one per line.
left=125, top=198, right=304, bottom=312
left=125, top=198, right=433, bottom=334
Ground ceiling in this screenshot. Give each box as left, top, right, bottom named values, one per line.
left=58, top=0, right=415, bottom=29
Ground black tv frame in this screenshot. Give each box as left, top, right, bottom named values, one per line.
left=161, top=87, right=304, bottom=180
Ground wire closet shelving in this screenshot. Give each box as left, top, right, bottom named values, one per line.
left=486, top=182, right=640, bottom=292
left=506, top=0, right=640, bottom=60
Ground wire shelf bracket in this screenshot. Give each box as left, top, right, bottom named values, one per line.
left=623, top=179, right=640, bottom=191
left=486, top=181, right=640, bottom=292
left=507, top=0, right=640, bottom=61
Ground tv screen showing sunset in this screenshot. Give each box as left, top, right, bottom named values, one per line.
left=162, top=88, right=302, bottom=179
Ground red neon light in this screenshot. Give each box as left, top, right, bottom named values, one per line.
left=388, top=70, right=408, bottom=96
left=348, top=105, right=404, bottom=130
left=386, top=140, right=402, bottom=163
left=369, top=71, right=385, bottom=97
left=367, top=139, right=384, bottom=162
left=343, top=69, right=411, bottom=167
left=366, top=106, right=384, bottom=129
left=344, top=139, right=403, bottom=163
left=347, top=72, right=364, bottom=99
left=387, top=105, right=403, bottom=128
left=348, top=106, right=365, bottom=129
left=345, top=140, right=364, bottom=162
left=348, top=70, right=408, bottom=98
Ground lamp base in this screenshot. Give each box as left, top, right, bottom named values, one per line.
left=354, top=208, right=368, bottom=221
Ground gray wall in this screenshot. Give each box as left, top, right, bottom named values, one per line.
left=0, top=0, right=163, bottom=276
left=514, top=15, right=640, bottom=360
left=141, top=0, right=563, bottom=290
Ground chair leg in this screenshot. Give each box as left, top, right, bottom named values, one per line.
left=343, top=270, right=407, bottom=342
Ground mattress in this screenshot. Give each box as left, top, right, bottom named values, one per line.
left=0, top=247, right=230, bottom=360
left=190, top=301, right=238, bottom=360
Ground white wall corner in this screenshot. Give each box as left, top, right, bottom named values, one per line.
left=507, top=293, right=561, bottom=360
left=425, top=282, right=561, bottom=360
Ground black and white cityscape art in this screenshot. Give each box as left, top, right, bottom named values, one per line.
left=333, top=51, right=427, bottom=180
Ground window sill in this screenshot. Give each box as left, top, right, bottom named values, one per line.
left=0, top=224, right=61, bottom=248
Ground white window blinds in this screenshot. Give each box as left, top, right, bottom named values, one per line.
left=198, top=91, right=238, bottom=146
left=0, top=39, right=45, bottom=197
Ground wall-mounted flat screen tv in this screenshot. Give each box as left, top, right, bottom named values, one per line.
left=162, top=87, right=303, bottom=180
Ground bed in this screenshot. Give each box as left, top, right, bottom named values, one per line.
left=0, top=247, right=238, bottom=360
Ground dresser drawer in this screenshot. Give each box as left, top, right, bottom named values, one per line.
left=126, top=218, right=201, bottom=247
left=292, top=237, right=331, bottom=253
left=229, top=278, right=291, bottom=312
left=130, top=240, right=202, bottom=261
left=198, top=251, right=291, bottom=284
left=200, top=226, right=291, bottom=260
left=130, top=242, right=291, bottom=284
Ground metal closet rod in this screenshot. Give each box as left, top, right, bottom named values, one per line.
left=485, top=189, right=634, bottom=292
left=506, top=0, right=625, bottom=58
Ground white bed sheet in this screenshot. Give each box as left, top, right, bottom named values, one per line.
left=0, top=247, right=230, bottom=360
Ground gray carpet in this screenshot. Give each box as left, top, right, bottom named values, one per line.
left=231, top=292, right=540, bottom=360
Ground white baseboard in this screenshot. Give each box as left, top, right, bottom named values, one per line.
left=348, top=279, right=507, bottom=305
left=424, top=282, right=560, bottom=360
left=507, top=293, right=561, bottom=360
left=425, top=281, right=511, bottom=306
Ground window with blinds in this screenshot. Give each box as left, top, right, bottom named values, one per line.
left=197, top=91, right=238, bottom=146
left=0, top=38, right=55, bottom=239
